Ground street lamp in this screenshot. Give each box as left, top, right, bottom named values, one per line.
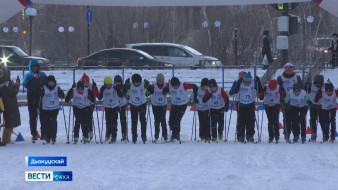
left=58, top=26, right=75, bottom=62
left=25, top=7, right=37, bottom=56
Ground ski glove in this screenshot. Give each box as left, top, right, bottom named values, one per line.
left=262, top=85, right=267, bottom=92
left=192, top=84, right=198, bottom=93
left=100, top=85, right=106, bottom=92
left=125, top=78, right=130, bottom=85
left=72, top=82, right=76, bottom=89
left=224, top=103, right=229, bottom=112
left=144, top=79, right=150, bottom=87
left=162, top=87, right=168, bottom=95
left=92, top=81, right=97, bottom=87
left=202, top=93, right=212, bottom=103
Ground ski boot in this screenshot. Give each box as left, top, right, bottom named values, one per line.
left=293, top=136, right=299, bottom=143
left=268, top=138, right=274, bottom=143
left=238, top=138, right=245, bottom=143
left=40, top=134, right=46, bottom=141
left=83, top=138, right=90, bottom=144
left=301, top=136, right=306, bottom=144
left=109, top=138, right=116, bottom=144
left=52, top=138, right=56, bottom=144
left=45, top=138, right=51, bottom=144
left=142, top=137, right=147, bottom=144
left=248, top=138, right=256, bottom=144
left=132, top=137, right=137, bottom=144
left=310, top=133, right=317, bottom=142
left=32, top=135, right=38, bottom=143
left=217, top=135, right=223, bottom=143
left=210, top=138, right=217, bottom=144
left=105, top=136, right=110, bottom=143
left=89, top=131, right=93, bottom=141
left=74, top=137, right=79, bottom=144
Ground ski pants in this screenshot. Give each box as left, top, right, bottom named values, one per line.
left=119, top=105, right=127, bottom=138
left=237, top=104, right=255, bottom=141
left=27, top=92, right=43, bottom=137
left=169, top=104, right=187, bottom=139
left=310, top=106, right=325, bottom=140
left=322, top=108, right=336, bottom=140
left=105, top=106, right=120, bottom=140
left=210, top=108, right=224, bottom=139
left=198, top=109, right=210, bottom=140
left=73, top=106, right=92, bottom=139
left=290, top=106, right=308, bottom=139
left=265, top=105, right=280, bottom=141
left=152, top=105, right=167, bottom=140
left=283, top=108, right=293, bottom=140
left=130, top=103, right=147, bottom=140
left=40, top=109, right=59, bottom=141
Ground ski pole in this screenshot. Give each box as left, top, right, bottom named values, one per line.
left=226, top=98, right=234, bottom=141
left=194, top=108, right=197, bottom=141
left=259, top=106, right=264, bottom=142
left=72, top=107, right=75, bottom=142
left=126, top=105, right=129, bottom=142
left=147, top=104, right=154, bottom=143
left=224, top=108, right=227, bottom=142
left=95, top=104, right=102, bottom=144
left=67, top=104, right=71, bottom=144
left=191, top=109, right=195, bottom=141
left=101, top=108, right=105, bottom=143
left=61, top=100, right=68, bottom=142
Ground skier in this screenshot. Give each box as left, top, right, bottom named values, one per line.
left=202, top=79, right=229, bottom=143
left=259, top=79, right=286, bottom=143
left=192, top=78, right=210, bottom=142
left=232, top=72, right=262, bottom=143
left=122, top=74, right=149, bottom=144
left=65, top=81, right=95, bottom=144
left=163, top=77, right=197, bottom=142
left=284, top=83, right=309, bottom=143
left=229, top=71, right=246, bottom=139
left=114, top=75, right=128, bottom=142
left=23, top=59, right=47, bottom=141
left=98, top=76, right=123, bottom=143
left=39, top=75, right=65, bottom=144
left=314, top=80, right=337, bottom=142
left=327, top=33, right=338, bottom=68
left=305, top=74, right=324, bottom=142
left=277, top=63, right=302, bottom=141
left=146, top=73, right=168, bottom=143
left=81, top=73, right=99, bottom=141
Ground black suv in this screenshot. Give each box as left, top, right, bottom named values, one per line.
left=76, top=48, right=173, bottom=69
left=0, top=45, right=49, bottom=67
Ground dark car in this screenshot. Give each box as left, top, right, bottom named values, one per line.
left=76, top=48, right=173, bottom=69
left=0, top=46, right=49, bottom=68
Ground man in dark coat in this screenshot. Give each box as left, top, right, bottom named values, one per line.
left=328, top=33, right=338, bottom=68
left=262, top=30, right=273, bottom=69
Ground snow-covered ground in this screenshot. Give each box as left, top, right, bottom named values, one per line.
left=1, top=68, right=338, bottom=190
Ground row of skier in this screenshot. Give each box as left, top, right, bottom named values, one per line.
left=17, top=60, right=338, bottom=144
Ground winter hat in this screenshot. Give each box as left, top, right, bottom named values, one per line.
left=243, top=72, right=252, bottom=83
left=268, top=79, right=277, bottom=90
left=201, top=78, right=209, bottom=87
left=47, top=75, right=56, bottom=83
left=131, top=73, right=142, bottom=83
left=325, top=83, right=334, bottom=92
left=314, top=75, right=324, bottom=85
left=238, top=71, right=246, bottom=78
left=156, top=73, right=165, bottom=83
left=81, top=73, right=89, bottom=83
left=104, top=76, right=112, bottom=85
left=114, top=75, right=122, bottom=83
left=284, top=63, right=294, bottom=71
left=293, top=83, right=302, bottom=92
left=77, top=81, right=84, bottom=90
left=209, top=79, right=217, bottom=87
left=170, top=77, right=180, bottom=86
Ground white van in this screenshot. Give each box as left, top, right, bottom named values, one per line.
left=126, top=43, right=222, bottom=68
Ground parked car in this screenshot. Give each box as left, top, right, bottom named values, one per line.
left=0, top=45, right=49, bottom=68
left=76, top=48, right=173, bottom=69
left=125, top=43, right=222, bottom=68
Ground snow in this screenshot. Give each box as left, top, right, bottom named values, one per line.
left=1, top=68, right=338, bottom=190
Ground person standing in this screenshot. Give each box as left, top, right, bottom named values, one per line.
left=277, top=63, right=302, bottom=142
left=284, top=83, right=309, bottom=143
left=23, top=60, right=47, bottom=141
left=305, top=75, right=325, bottom=142
left=328, top=33, right=338, bottom=68
left=39, top=75, right=65, bottom=144
left=232, top=72, right=262, bottom=143
left=202, top=79, right=229, bottom=143
left=262, top=30, right=273, bottom=69
left=146, top=73, right=168, bottom=143
left=163, top=77, right=197, bottom=142
left=192, top=78, right=210, bottom=142
left=114, top=75, right=128, bottom=142
left=98, top=76, right=123, bottom=143
left=259, top=79, right=286, bottom=143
